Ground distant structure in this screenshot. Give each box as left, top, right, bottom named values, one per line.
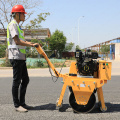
left=0, top=28, right=51, bottom=44
left=62, top=43, right=76, bottom=58
left=109, top=39, right=120, bottom=60
left=84, top=37, right=120, bottom=60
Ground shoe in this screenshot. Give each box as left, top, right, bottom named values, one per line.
left=22, top=104, right=33, bottom=110
left=15, top=106, right=28, bottom=112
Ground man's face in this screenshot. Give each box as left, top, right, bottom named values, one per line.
left=20, top=13, right=25, bottom=22
left=15, top=13, right=25, bottom=22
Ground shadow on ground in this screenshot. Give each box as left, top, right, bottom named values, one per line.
left=30, top=102, right=120, bottom=113
left=30, top=103, right=70, bottom=112
left=92, top=102, right=120, bottom=113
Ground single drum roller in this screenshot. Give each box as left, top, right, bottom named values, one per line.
left=35, top=45, right=112, bottom=113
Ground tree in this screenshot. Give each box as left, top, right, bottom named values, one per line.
left=64, top=42, right=74, bottom=52
left=26, top=39, right=48, bottom=58
left=48, top=30, right=67, bottom=58
left=100, top=45, right=110, bottom=54
left=76, top=45, right=81, bottom=50
left=25, top=13, right=50, bottom=30
left=25, top=12, right=50, bottom=40
left=0, top=0, right=42, bottom=36
left=31, top=39, right=47, bottom=50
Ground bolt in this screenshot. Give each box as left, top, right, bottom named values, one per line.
left=72, top=80, right=74, bottom=83
left=88, top=85, right=90, bottom=87
left=77, top=84, right=79, bottom=87
left=61, top=81, right=64, bottom=83
left=94, top=82, right=96, bottom=84
left=83, top=81, right=85, bottom=83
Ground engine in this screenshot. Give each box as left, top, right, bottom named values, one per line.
left=75, top=49, right=98, bottom=76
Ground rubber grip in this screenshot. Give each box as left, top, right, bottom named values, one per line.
left=35, top=45, right=39, bottom=48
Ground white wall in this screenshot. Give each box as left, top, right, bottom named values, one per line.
left=115, top=43, right=120, bottom=60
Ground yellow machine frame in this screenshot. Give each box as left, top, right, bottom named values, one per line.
left=36, top=45, right=112, bottom=113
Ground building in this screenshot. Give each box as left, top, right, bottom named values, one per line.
left=110, top=39, right=120, bottom=60
left=83, top=37, right=120, bottom=60
left=23, top=28, right=51, bottom=42
left=0, top=29, right=7, bottom=44
left=0, top=28, right=51, bottom=44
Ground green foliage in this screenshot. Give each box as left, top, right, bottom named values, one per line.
left=76, top=45, right=81, bottom=50
left=27, top=60, right=44, bottom=68
left=100, top=45, right=110, bottom=53
left=45, top=37, right=50, bottom=50
left=1, top=59, right=12, bottom=67
left=81, top=49, right=85, bottom=52
left=0, top=44, right=6, bottom=58
left=30, top=48, right=38, bottom=58
left=64, top=42, right=74, bottom=52
left=26, top=46, right=31, bottom=57
left=25, top=13, right=50, bottom=30
left=34, top=60, right=44, bottom=67
left=45, top=37, right=50, bottom=43
left=49, top=30, right=67, bottom=58
left=26, top=46, right=37, bottom=58
left=26, top=39, right=48, bottom=58
left=31, top=39, right=47, bottom=50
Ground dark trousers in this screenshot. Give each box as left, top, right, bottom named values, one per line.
left=10, top=59, right=29, bottom=108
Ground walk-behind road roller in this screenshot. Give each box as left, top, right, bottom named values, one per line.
left=35, top=45, right=112, bottom=113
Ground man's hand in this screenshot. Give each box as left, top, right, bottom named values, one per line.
left=32, top=43, right=39, bottom=47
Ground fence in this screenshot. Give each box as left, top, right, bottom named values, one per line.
left=62, top=52, right=75, bottom=58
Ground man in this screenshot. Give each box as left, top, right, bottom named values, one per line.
left=7, top=5, right=38, bottom=112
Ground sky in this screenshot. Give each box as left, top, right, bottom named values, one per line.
left=2, top=0, right=120, bottom=49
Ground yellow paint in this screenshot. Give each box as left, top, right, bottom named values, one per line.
left=69, top=62, right=77, bottom=75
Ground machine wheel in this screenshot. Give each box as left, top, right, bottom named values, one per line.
left=69, top=92, right=96, bottom=113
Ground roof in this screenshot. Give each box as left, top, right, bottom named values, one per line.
left=0, top=28, right=51, bottom=43
left=0, top=28, right=51, bottom=36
